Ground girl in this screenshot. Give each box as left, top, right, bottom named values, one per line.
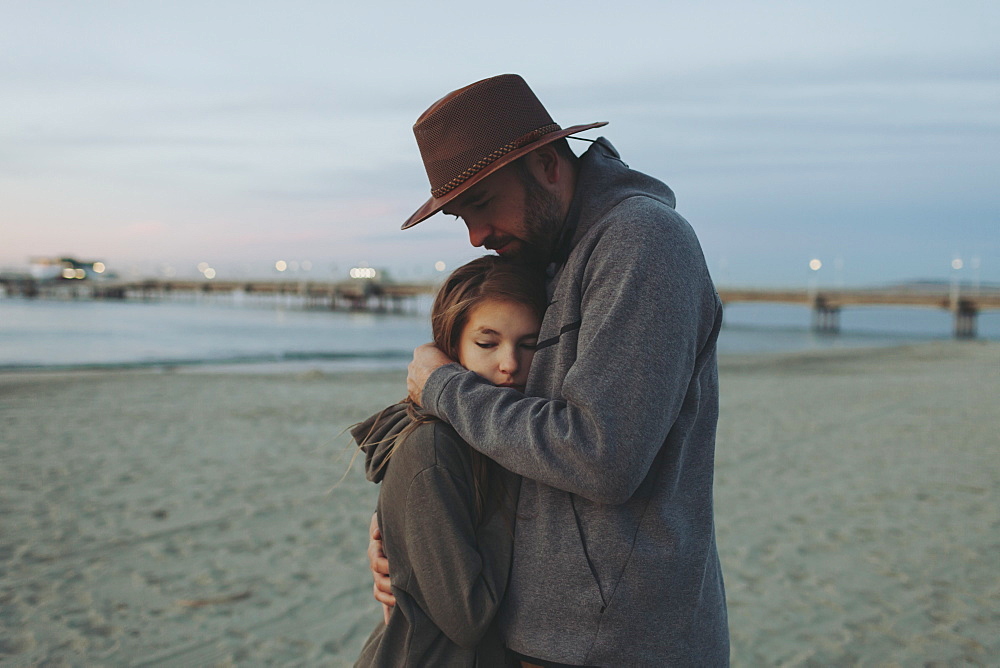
left=353, top=255, right=546, bottom=667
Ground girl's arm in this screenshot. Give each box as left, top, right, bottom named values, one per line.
left=398, top=429, right=512, bottom=649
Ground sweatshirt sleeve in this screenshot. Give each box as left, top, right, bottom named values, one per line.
left=400, top=446, right=511, bottom=649
left=422, top=204, right=720, bottom=505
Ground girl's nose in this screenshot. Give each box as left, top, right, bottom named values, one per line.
left=498, top=347, right=518, bottom=375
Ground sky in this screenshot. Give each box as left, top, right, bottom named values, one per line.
left=1, top=0, right=997, bottom=287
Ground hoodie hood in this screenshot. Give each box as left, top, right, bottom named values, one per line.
left=352, top=402, right=415, bottom=483
left=550, top=137, right=676, bottom=269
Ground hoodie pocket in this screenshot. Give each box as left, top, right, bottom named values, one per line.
left=569, top=494, right=608, bottom=611
left=569, top=493, right=652, bottom=614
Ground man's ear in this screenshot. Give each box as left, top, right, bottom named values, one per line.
left=528, top=144, right=561, bottom=186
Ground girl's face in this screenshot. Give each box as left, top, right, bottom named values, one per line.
left=457, top=298, right=541, bottom=392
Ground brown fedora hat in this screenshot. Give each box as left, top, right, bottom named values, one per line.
left=401, top=74, right=607, bottom=230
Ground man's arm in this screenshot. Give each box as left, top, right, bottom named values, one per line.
left=415, top=206, right=720, bottom=504
left=407, top=343, right=451, bottom=406
left=367, top=512, right=394, bottom=624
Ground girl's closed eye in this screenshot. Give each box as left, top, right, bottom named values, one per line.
left=458, top=299, right=542, bottom=390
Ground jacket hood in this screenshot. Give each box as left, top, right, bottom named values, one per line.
left=552, top=137, right=676, bottom=265
left=351, top=402, right=413, bottom=483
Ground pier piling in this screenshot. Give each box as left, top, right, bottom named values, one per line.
left=953, top=301, right=978, bottom=339
left=811, top=302, right=841, bottom=334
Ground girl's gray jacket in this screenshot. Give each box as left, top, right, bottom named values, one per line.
left=353, top=404, right=517, bottom=668
left=421, top=138, right=730, bottom=666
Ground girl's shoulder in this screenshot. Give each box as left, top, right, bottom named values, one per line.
left=387, top=420, right=472, bottom=481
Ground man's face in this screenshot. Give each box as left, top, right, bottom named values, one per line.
left=441, top=160, right=563, bottom=264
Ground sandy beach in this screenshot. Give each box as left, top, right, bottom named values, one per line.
left=1, top=341, right=997, bottom=666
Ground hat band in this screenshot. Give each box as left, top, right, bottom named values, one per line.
left=430, top=123, right=560, bottom=199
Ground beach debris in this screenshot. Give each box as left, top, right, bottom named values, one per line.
left=176, top=590, right=252, bottom=608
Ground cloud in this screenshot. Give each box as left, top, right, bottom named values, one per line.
left=121, top=221, right=168, bottom=237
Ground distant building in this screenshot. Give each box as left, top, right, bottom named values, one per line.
left=29, top=257, right=112, bottom=281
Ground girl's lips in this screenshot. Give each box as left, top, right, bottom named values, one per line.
left=496, top=382, right=525, bottom=392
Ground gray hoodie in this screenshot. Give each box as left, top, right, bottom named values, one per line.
left=352, top=404, right=518, bottom=667
left=421, top=139, right=729, bottom=665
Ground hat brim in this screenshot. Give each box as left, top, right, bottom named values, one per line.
left=401, top=121, right=608, bottom=230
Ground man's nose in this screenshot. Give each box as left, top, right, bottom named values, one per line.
left=465, top=220, right=491, bottom=248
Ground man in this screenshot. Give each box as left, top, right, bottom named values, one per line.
left=371, top=74, right=729, bottom=666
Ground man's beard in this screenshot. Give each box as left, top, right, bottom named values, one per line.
left=490, top=171, right=563, bottom=265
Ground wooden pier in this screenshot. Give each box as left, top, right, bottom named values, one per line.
left=2, top=274, right=998, bottom=338
left=717, top=287, right=1000, bottom=339
left=0, top=276, right=439, bottom=315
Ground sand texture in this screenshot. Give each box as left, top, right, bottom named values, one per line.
left=1, top=342, right=998, bottom=666
left=714, top=342, right=998, bottom=665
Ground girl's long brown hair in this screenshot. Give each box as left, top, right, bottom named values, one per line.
left=364, top=255, right=547, bottom=524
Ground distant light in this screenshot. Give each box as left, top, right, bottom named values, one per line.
left=197, top=262, right=210, bottom=273
left=809, top=259, right=822, bottom=271
left=204, top=268, right=217, bottom=279
left=951, top=258, right=964, bottom=270
left=62, top=267, right=76, bottom=279
left=93, top=262, right=106, bottom=274
left=75, top=268, right=86, bottom=279
left=301, top=260, right=312, bottom=271
left=350, top=267, right=377, bottom=279
left=275, top=260, right=288, bottom=272
left=434, top=261, right=447, bottom=272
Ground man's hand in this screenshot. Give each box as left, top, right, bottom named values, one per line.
left=407, top=343, right=453, bottom=406
left=368, top=512, right=394, bottom=624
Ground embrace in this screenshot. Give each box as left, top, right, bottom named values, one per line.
left=352, top=74, right=729, bottom=667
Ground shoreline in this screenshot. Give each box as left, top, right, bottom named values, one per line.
left=5, top=295, right=999, bottom=375
left=1, top=337, right=995, bottom=378
left=2, top=340, right=997, bottom=665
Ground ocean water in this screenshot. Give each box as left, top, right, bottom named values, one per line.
left=1, top=296, right=997, bottom=372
